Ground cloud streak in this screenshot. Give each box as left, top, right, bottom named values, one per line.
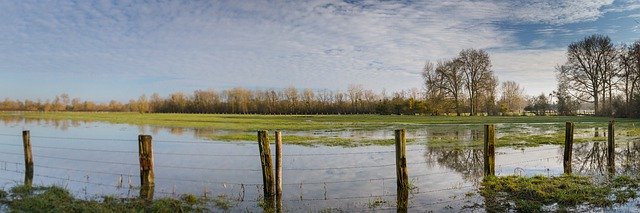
left=0, top=0, right=636, bottom=101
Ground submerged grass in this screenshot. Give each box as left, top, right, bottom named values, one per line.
left=0, top=184, right=234, bottom=212
left=481, top=175, right=640, bottom=212
left=208, top=133, right=409, bottom=147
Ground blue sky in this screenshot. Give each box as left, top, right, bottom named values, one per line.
left=0, top=0, right=638, bottom=102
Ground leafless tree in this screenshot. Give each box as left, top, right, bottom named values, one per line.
left=559, top=34, right=616, bottom=116
left=458, top=49, right=495, bottom=115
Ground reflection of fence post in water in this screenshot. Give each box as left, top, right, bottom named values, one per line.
left=607, top=120, right=615, bottom=174
left=394, top=129, right=408, bottom=212
left=258, top=130, right=275, bottom=208
left=138, top=135, right=154, bottom=200
left=563, top=122, right=574, bottom=174
left=22, top=130, right=33, bottom=187
left=275, top=131, right=283, bottom=213
left=483, top=124, right=495, bottom=177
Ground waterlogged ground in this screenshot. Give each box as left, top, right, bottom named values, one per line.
left=0, top=116, right=639, bottom=211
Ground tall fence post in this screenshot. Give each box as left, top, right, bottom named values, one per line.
left=138, top=135, right=154, bottom=200
left=483, top=124, right=495, bottom=177
left=258, top=130, right=275, bottom=202
left=395, top=129, right=408, bottom=212
left=607, top=120, right=615, bottom=174
left=563, top=122, right=574, bottom=175
left=275, top=131, right=283, bottom=213
left=22, top=130, right=33, bottom=187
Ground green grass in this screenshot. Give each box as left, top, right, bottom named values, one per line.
left=0, top=184, right=236, bottom=212
left=481, top=175, right=640, bottom=212
left=3, top=112, right=638, bottom=131
left=209, top=133, right=410, bottom=147
left=2, top=112, right=639, bottom=147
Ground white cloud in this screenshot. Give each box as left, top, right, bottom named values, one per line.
left=508, top=0, right=614, bottom=24
left=0, top=0, right=632, bottom=100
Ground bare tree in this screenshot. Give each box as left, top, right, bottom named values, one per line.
left=560, top=34, right=616, bottom=116
left=619, top=41, right=640, bottom=116
left=458, top=49, right=495, bottom=115
left=434, top=59, right=465, bottom=115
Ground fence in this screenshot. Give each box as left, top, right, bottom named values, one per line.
left=0, top=120, right=619, bottom=211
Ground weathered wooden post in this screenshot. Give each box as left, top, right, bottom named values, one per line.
left=275, top=131, right=283, bottom=213
left=138, top=135, right=154, bottom=200
left=563, top=122, right=574, bottom=174
left=258, top=130, right=275, bottom=200
left=22, top=130, right=33, bottom=187
left=607, top=120, right=615, bottom=173
left=483, top=125, right=495, bottom=176
left=395, top=129, right=408, bottom=212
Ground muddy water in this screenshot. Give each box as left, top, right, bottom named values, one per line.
left=0, top=118, right=638, bottom=211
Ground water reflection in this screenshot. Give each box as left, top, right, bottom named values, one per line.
left=573, top=140, right=640, bottom=177
left=0, top=116, right=639, bottom=211
left=424, top=147, right=483, bottom=182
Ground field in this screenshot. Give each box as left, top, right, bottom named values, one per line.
left=2, top=112, right=640, bottom=211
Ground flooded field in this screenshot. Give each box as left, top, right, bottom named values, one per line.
left=0, top=117, right=639, bottom=211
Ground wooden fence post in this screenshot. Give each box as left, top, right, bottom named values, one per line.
left=258, top=130, right=275, bottom=200
left=563, top=122, right=574, bottom=175
left=607, top=120, right=615, bottom=173
left=275, top=131, right=283, bottom=213
left=483, top=125, right=495, bottom=177
left=395, top=129, right=408, bottom=212
left=22, top=130, right=33, bottom=187
left=138, top=135, right=154, bottom=200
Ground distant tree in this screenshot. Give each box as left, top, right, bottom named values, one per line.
left=498, top=81, right=526, bottom=114
left=533, top=93, right=550, bottom=116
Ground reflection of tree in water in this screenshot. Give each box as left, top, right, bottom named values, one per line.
left=1, top=117, right=87, bottom=132
left=423, top=129, right=483, bottom=182
left=573, top=141, right=640, bottom=176
left=573, top=142, right=606, bottom=175
left=618, top=141, right=640, bottom=175
left=424, top=147, right=483, bottom=182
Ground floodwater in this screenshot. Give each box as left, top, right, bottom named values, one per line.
left=0, top=117, right=639, bottom=212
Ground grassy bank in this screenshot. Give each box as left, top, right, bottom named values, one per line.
left=0, top=185, right=236, bottom=212
left=480, top=175, right=640, bottom=212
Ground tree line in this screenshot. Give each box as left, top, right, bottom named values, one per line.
left=1, top=35, right=638, bottom=118
left=0, top=87, right=429, bottom=115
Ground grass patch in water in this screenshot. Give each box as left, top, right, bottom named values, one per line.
left=480, top=175, right=640, bottom=212
left=207, top=133, right=408, bottom=147
left=0, top=184, right=224, bottom=212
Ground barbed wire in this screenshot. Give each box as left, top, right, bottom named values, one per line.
left=31, top=135, right=135, bottom=142
left=497, top=156, right=559, bottom=167
left=496, top=147, right=560, bottom=156
left=154, top=164, right=262, bottom=172
left=2, top=168, right=125, bottom=189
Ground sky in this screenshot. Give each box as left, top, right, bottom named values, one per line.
left=0, top=0, right=639, bottom=102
